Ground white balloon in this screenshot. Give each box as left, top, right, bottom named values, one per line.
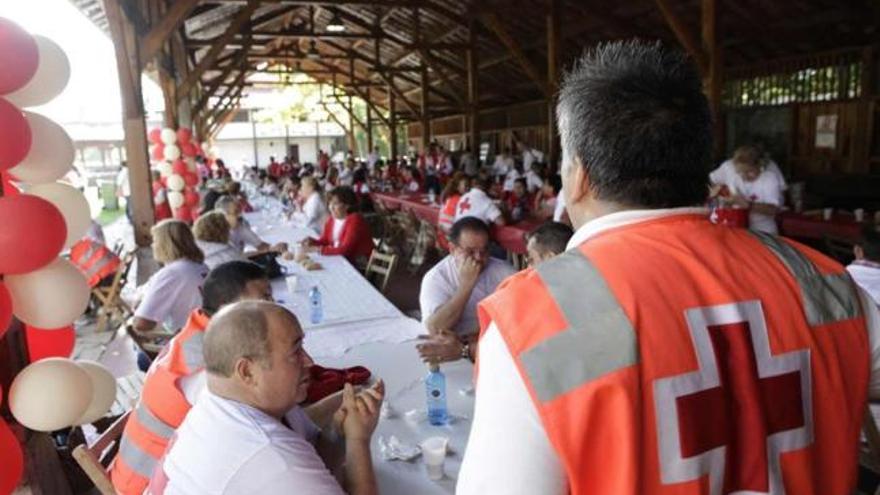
left=167, top=174, right=185, bottom=192
left=164, top=144, right=181, bottom=161
left=5, top=36, right=71, bottom=107
left=157, top=161, right=173, bottom=177
left=74, top=361, right=117, bottom=425
left=7, top=112, right=74, bottom=184
left=160, top=128, right=177, bottom=145
left=6, top=258, right=90, bottom=328
left=25, top=183, right=90, bottom=248
left=9, top=358, right=92, bottom=432
left=168, top=191, right=185, bottom=209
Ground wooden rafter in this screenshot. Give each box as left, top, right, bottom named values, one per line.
left=480, top=12, right=547, bottom=95
left=654, top=0, right=709, bottom=74
left=177, top=0, right=259, bottom=102
left=140, top=0, right=199, bottom=63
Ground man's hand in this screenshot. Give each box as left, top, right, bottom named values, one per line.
left=729, top=195, right=751, bottom=208
left=270, top=242, right=288, bottom=253
left=338, top=381, right=384, bottom=442
left=416, top=331, right=463, bottom=364
left=458, top=256, right=481, bottom=288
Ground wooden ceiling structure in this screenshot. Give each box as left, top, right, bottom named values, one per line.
left=72, top=0, right=878, bottom=245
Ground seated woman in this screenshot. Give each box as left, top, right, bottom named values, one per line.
left=193, top=211, right=246, bottom=269
left=226, top=181, right=253, bottom=213
left=293, top=176, right=329, bottom=233
left=132, top=219, right=209, bottom=334
left=307, top=186, right=374, bottom=265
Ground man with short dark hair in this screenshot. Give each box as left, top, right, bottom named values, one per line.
left=459, top=40, right=880, bottom=495
left=155, top=302, right=383, bottom=495
left=112, top=261, right=273, bottom=494
left=454, top=175, right=506, bottom=226
left=525, top=222, right=574, bottom=267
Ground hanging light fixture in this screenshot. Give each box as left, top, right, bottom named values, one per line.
left=307, top=40, right=320, bottom=60
left=326, top=9, right=345, bottom=33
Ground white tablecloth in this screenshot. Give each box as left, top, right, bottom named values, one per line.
left=246, top=200, right=473, bottom=494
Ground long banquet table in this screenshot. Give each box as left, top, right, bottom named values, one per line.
left=372, top=191, right=539, bottom=254
left=778, top=211, right=864, bottom=241
left=243, top=209, right=475, bottom=494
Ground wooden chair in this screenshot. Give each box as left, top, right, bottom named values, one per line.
left=365, top=250, right=398, bottom=293
left=72, top=410, right=131, bottom=495
left=822, top=234, right=856, bottom=265
left=93, top=250, right=136, bottom=333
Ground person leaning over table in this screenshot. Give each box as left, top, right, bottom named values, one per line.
left=417, top=221, right=571, bottom=364
left=192, top=211, right=247, bottom=270
left=304, top=186, right=374, bottom=266
left=708, top=145, right=784, bottom=234
left=455, top=175, right=506, bottom=227
left=293, top=175, right=330, bottom=233
left=457, top=40, right=880, bottom=495
left=215, top=194, right=288, bottom=253
left=149, top=301, right=384, bottom=495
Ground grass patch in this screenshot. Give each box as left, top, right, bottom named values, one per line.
left=97, top=208, right=125, bottom=226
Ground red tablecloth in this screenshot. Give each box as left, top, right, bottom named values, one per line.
left=371, top=192, right=538, bottom=254
left=779, top=212, right=864, bottom=241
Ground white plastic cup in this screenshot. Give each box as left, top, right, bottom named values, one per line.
left=855, top=208, right=865, bottom=222
left=823, top=208, right=833, bottom=221
left=285, top=275, right=298, bottom=295
left=294, top=242, right=305, bottom=259
left=421, top=436, right=448, bottom=481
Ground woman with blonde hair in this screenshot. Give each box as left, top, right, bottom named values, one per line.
left=709, top=145, right=785, bottom=233
left=193, top=211, right=246, bottom=269
left=132, top=219, right=209, bottom=334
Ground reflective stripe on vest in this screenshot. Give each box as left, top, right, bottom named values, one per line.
left=751, top=232, right=860, bottom=326
left=181, top=332, right=204, bottom=372
left=118, top=403, right=176, bottom=477
left=83, top=250, right=118, bottom=281
left=524, top=249, right=639, bottom=403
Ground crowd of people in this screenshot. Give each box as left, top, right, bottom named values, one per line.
left=77, top=40, right=880, bottom=495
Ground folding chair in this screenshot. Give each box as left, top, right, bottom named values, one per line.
left=93, top=251, right=135, bottom=333
left=365, top=249, right=398, bottom=293
left=72, top=410, right=130, bottom=495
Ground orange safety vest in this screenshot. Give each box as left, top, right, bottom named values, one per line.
left=110, top=310, right=210, bottom=495
left=479, top=214, right=869, bottom=495
left=69, top=239, right=121, bottom=288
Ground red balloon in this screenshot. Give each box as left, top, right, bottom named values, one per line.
left=1, top=173, right=18, bottom=196
left=184, top=189, right=199, bottom=208
left=176, top=128, right=192, bottom=144
left=173, top=205, right=193, bottom=222
left=151, top=143, right=165, bottom=161
left=0, top=18, right=39, bottom=95
left=184, top=172, right=199, bottom=187
left=159, top=176, right=168, bottom=188
left=0, top=419, right=23, bottom=494
left=0, top=195, right=66, bottom=274
left=0, top=283, right=11, bottom=338
left=0, top=98, right=31, bottom=171
left=25, top=324, right=75, bottom=361
left=148, top=127, right=162, bottom=144
left=171, top=159, right=187, bottom=175
left=181, top=142, right=198, bottom=158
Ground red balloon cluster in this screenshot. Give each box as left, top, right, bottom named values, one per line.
left=24, top=324, right=75, bottom=362
left=148, top=126, right=203, bottom=224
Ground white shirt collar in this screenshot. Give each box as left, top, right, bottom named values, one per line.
left=566, top=207, right=708, bottom=250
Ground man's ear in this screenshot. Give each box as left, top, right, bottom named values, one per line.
left=234, top=357, right=257, bottom=386
left=567, top=157, right=591, bottom=204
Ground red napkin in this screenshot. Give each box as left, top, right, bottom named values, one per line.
left=305, top=364, right=372, bottom=403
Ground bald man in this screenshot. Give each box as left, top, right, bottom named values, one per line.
left=151, top=301, right=383, bottom=495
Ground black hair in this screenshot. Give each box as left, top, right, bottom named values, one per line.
left=202, top=261, right=268, bottom=316
left=860, top=225, right=880, bottom=262
left=328, top=186, right=359, bottom=211
left=514, top=178, right=527, bottom=189
left=556, top=40, right=712, bottom=208
left=449, top=217, right=490, bottom=244
left=545, top=174, right=562, bottom=194
left=526, top=221, right=574, bottom=256
left=200, top=189, right=223, bottom=215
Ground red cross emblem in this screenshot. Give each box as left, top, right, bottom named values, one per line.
left=458, top=198, right=472, bottom=213
left=654, top=301, right=813, bottom=495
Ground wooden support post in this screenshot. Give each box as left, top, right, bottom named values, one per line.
left=421, top=66, right=430, bottom=151
left=103, top=0, right=154, bottom=247
left=366, top=87, right=374, bottom=152
left=159, top=64, right=178, bottom=128
left=546, top=0, right=560, bottom=167
left=171, top=34, right=193, bottom=129
left=655, top=0, right=709, bottom=75
left=389, top=83, right=398, bottom=161
left=701, top=0, right=723, bottom=158
left=140, top=0, right=199, bottom=63
left=467, top=19, right=479, bottom=153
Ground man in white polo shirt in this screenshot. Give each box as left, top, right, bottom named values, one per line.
left=151, top=301, right=384, bottom=495
left=455, top=176, right=506, bottom=226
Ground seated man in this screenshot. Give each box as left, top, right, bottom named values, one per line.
left=417, top=218, right=515, bottom=363
left=525, top=221, right=574, bottom=267
left=152, top=301, right=383, bottom=495
left=455, top=176, right=506, bottom=226
left=112, top=261, right=273, bottom=495
left=848, top=225, right=880, bottom=305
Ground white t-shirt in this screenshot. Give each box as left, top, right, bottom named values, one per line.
left=552, top=190, right=566, bottom=222
left=331, top=217, right=347, bottom=248
left=522, top=148, right=543, bottom=173
left=455, top=188, right=502, bottom=224
left=229, top=221, right=264, bottom=251
left=503, top=170, right=523, bottom=192
left=457, top=208, right=880, bottom=495
left=525, top=170, right=543, bottom=193
left=135, top=259, right=208, bottom=332
left=734, top=170, right=784, bottom=234
left=295, top=192, right=328, bottom=233
left=419, top=255, right=516, bottom=335
left=158, top=391, right=342, bottom=495
left=710, top=159, right=787, bottom=191
left=367, top=151, right=380, bottom=169
left=849, top=262, right=880, bottom=306
left=492, top=155, right=513, bottom=177
left=196, top=241, right=245, bottom=270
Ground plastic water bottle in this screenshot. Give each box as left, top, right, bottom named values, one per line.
left=425, top=364, right=448, bottom=425
left=309, top=286, right=323, bottom=324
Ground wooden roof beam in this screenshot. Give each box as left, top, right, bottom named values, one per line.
left=653, top=0, right=709, bottom=74
left=480, top=12, right=547, bottom=95
left=140, top=0, right=199, bottom=63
